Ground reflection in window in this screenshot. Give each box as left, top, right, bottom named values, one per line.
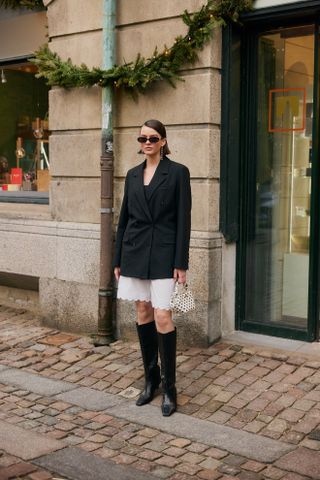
left=245, top=26, right=314, bottom=330
left=0, top=62, right=49, bottom=194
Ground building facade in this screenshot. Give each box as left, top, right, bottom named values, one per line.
left=0, top=0, right=318, bottom=345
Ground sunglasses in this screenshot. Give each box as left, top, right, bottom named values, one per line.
left=137, top=136, right=161, bottom=144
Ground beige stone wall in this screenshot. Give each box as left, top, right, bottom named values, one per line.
left=46, top=0, right=103, bottom=223
left=7, top=0, right=103, bottom=334
left=114, top=0, right=223, bottom=344
left=5, top=0, right=223, bottom=344
left=0, top=1, right=105, bottom=335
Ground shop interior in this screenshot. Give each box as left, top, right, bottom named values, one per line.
left=246, top=25, right=314, bottom=330
left=0, top=62, right=49, bottom=193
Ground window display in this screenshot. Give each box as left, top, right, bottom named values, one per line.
left=0, top=62, right=49, bottom=197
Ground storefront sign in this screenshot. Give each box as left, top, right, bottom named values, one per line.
left=254, top=0, right=302, bottom=8
left=268, top=88, right=306, bottom=132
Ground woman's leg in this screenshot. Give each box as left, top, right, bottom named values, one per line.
left=135, top=301, right=161, bottom=406
left=136, top=300, right=153, bottom=325
left=154, top=309, right=177, bottom=417
left=154, top=309, right=174, bottom=333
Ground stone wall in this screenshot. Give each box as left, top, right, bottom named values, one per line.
left=40, top=0, right=308, bottom=343
left=45, top=0, right=103, bottom=223
left=0, top=0, right=225, bottom=345
left=113, top=0, right=223, bottom=346
left=32, top=0, right=103, bottom=332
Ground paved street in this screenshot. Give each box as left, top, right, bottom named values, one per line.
left=0, top=305, right=319, bottom=480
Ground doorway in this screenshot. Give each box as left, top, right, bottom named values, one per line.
left=238, top=22, right=320, bottom=341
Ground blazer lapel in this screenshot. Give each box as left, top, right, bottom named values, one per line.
left=147, top=156, right=170, bottom=201
left=133, top=160, right=153, bottom=222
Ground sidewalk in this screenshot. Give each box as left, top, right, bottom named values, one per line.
left=0, top=305, right=319, bottom=480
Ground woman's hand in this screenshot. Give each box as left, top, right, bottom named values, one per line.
left=173, top=268, right=186, bottom=284
left=114, top=267, right=121, bottom=281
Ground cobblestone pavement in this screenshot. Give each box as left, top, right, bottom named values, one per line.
left=0, top=305, right=319, bottom=479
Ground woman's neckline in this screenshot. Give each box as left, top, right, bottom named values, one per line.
left=143, top=158, right=161, bottom=186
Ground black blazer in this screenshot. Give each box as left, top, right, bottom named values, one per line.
left=113, top=156, right=192, bottom=279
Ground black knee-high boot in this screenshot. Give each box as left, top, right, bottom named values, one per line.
left=158, top=328, right=177, bottom=417
left=136, top=321, right=161, bottom=406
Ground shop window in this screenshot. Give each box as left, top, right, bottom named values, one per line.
left=0, top=59, right=49, bottom=204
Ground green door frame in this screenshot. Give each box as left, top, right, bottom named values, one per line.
left=221, top=2, right=320, bottom=341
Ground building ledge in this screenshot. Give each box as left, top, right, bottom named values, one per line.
left=223, top=331, right=320, bottom=359
left=0, top=202, right=51, bottom=221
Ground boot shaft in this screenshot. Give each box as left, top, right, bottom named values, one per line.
left=136, top=321, right=159, bottom=380
left=158, top=328, right=176, bottom=389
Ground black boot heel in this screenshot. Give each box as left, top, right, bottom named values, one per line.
left=136, top=373, right=161, bottom=406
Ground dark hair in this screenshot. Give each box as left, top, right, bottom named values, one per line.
left=139, top=119, right=171, bottom=155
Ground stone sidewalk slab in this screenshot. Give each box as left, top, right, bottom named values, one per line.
left=0, top=367, right=77, bottom=396
left=34, top=447, right=158, bottom=480
left=55, top=386, right=128, bottom=411
left=0, top=364, right=294, bottom=464
left=0, top=420, right=65, bottom=460
left=4, top=307, right=320, bottom=480
left=276, top=447, right=320, bottom=479
left=108, top=402, right=294, bottom=463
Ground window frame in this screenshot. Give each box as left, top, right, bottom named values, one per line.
left=221, top=1, right=320, bottom=341
left=0, top=55, right=49, bottom=205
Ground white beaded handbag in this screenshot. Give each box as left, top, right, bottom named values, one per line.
left=170, top=282, right=195, bottom=314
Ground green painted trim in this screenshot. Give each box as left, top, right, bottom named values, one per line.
left=102, top=0, right=115, bottom=145
left=307, top=24, right=320, bottom=341
left=235, top=28, right=258, bottom=331
left=220, top=24, right=242, bottom=242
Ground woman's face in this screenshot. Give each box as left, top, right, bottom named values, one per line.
left=139, top=125, right=166, bottom=157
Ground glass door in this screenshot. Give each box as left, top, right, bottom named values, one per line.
left=240, top=24, right=319, bottom=340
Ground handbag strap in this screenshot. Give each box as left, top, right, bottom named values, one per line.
left=175, top=281, right=188, bottom=293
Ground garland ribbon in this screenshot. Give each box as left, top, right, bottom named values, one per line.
left=6, top=0, right=253, bottom=93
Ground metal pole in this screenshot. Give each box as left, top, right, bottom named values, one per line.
left=93, top=0, right=116, bottom=346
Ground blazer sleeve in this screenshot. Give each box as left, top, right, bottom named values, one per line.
left=174, top=165, right=192, bottom=270
left=112, top=173, right=129, bottom=268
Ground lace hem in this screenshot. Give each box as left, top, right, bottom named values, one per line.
left=117, top=294, right=151, bottom=303
left=117, top=295, right=172, bottom=310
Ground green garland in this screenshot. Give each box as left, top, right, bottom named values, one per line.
left=0, top=0, right=42, bottom=8
left=31, top=0, right=252, bottom=94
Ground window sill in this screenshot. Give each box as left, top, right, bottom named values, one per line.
left=0, top=191, right=49, bottom=204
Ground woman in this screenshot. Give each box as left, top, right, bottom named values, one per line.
left=113, top=119, right=191, bottom=416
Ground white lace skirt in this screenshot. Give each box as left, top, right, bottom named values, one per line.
left=117, top=276, right=175, bottom=310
